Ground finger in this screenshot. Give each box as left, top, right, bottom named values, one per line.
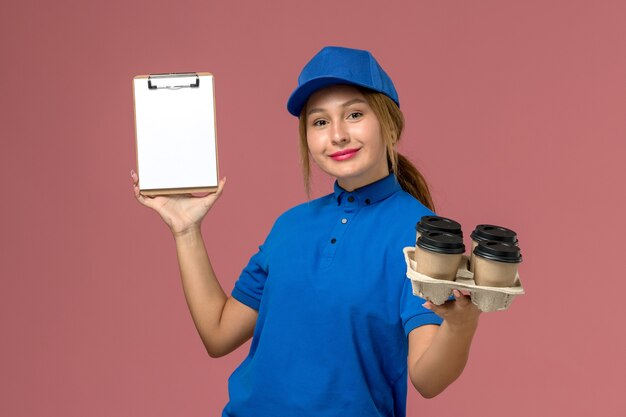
left=201, top=177, right=226, bottom=202
left=215, top=176, right=226, bottom=197
left=130, top=169, right=139, bottom=185
left=452, top=289, right=471, bottom=307
left=423, top=301, right=447, bottom=318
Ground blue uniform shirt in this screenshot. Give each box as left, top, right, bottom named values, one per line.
left=226, top=174, right=442, bottom=417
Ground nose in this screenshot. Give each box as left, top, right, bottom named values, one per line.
left=331, top=121, right=349, bottom=146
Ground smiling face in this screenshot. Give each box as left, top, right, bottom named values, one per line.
left=304, top=85, right=389, bottom=192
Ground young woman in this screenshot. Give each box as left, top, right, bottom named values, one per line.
left=131, top=46, right=481, bottom=417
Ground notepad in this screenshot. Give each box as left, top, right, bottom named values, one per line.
left=133, top=72, right=218, bottom=195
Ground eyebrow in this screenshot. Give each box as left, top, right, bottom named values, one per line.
left=306, top=98, right=367, bottom=116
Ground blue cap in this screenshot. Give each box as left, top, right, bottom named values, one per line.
left=287, top=46, right=400, bottom=117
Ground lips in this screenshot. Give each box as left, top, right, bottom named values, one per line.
left=330, top=148, right=360, bottom=161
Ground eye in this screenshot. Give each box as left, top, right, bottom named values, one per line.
left=347, top=112, right=363, bottom=120
left=312, top=119, right=328, bottom=127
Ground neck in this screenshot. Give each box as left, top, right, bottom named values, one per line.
left=337, top=170, right=390, bottom=192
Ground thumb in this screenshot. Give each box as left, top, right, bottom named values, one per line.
left=133, top=183, right=158, bottom=209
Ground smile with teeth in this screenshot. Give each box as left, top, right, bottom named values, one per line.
left=330, top=148, right=360, bottom=161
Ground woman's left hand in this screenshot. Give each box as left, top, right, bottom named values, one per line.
left=422, top=290, right=481, bottom=331
left=410, top=289, right=482, bottom=397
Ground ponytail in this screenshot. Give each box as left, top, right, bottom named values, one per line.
left=362, top=90, right=435, bottom=212
left=396, top=152, right=435, bottom=212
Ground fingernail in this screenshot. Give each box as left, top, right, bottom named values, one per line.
left=130, top=169, right=135, bottom=176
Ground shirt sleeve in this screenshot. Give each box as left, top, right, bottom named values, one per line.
left=232, top=215, right=282, bottom=311
left=400, top=275, right=443, bottom=336
left=231, top=242, right=269, bottom=311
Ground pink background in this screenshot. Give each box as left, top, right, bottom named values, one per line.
left=2, top=1, right=625, bottom=416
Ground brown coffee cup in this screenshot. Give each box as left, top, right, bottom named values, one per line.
left=469, top=224, right=518, bottom=272
left=414, top=231, right=465, bottom=281
left=472, top=241, right=522, bottom=287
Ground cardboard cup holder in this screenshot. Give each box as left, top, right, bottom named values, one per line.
left=403, top=247, right=525, bottom=312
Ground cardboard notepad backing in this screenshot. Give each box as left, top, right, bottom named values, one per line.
left=403, top=247, right=525, bottom=312
left=133, top=72, right=218, bottom=195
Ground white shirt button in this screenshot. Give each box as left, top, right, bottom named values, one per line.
left=341, top=218, right=348, bottom=224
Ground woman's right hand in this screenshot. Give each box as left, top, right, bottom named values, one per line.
left=131, top=170, right=226, bottom=236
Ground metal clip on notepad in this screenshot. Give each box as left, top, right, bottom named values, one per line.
left=147, top=72, right=200, bottom=90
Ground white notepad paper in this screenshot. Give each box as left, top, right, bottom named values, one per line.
left=133, top=72, right=218, bottom=195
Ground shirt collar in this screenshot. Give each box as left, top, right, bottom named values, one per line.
left=332, top=174, right=402, bottom=207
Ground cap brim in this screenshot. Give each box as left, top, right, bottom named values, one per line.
left=286, top=76, right=375, bottom=117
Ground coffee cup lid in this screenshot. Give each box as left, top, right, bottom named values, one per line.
left=416, top=215, right=463, bottom=237
left=473, top=241, right=522, bottom=263
left=417, top=231, right=465, bottom=254
left=470, top=224, right=518, bottom=244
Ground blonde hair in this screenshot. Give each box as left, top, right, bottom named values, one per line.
left=298, top=87, right=435, bottom=211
